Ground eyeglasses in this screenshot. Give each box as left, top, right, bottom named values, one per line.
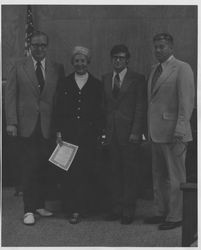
left=31, top=43, right=47, bottom=49
left=112, top=56, right=127, bottom=61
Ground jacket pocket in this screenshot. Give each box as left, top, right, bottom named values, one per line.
left=162, top=112, right=177, bottom=120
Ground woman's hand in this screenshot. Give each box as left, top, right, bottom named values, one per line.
left=129, top=134, right=140, bottom=144
left=56, top=132, right=63, bottom=146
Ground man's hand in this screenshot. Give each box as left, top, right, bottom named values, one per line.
left=6, top=125, right=17, bottom=136
left=98, top=134, right=108, bottom=146
left=173, top=135, right=183, bottom=143
left=172, top=134, right=187, bottom=156
left=129, top=134, right=140, bottom=144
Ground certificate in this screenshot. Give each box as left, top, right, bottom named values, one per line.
left=49, top=141, right=79, bottom=171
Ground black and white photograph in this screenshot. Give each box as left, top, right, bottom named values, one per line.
left=1, top=3, right=197, bottom=247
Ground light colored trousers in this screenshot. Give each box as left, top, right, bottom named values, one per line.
left=152, top=142, right=187, bottom=222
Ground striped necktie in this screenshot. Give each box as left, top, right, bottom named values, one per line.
left=113, top=73, right=120, bottom=99
left=36, top=61, right=45, bottom=92
left=151, top=64, right=162, bottom=93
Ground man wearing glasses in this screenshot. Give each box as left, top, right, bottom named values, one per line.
left=5, top=30, right=64, bottom=225
left=102, top=44, right=146, bottom=224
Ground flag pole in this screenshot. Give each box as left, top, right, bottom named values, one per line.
left=24, top=5, right=34, bottom=57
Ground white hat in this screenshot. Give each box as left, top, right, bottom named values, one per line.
left=72, top=46, right=90, bottom=59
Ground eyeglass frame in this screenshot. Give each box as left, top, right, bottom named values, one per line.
left=31, top=43, right=48, bottom=49
left=112, top=55, right=127, bottom=61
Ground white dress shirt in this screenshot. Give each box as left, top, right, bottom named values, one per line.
left=32, top=56, right=46, bottom=80
left=160, top=55, right=174, bottom=71
left=112, top=67, right=127, bottom=89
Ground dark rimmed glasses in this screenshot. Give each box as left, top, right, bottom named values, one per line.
left=31, top=43, right=47, bottom=49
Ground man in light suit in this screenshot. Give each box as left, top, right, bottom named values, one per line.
left=5, top=31, right=64, bottom=225
left=102, top=44, right=146, bottom=224
left=145, top=33, right=195, bottom=230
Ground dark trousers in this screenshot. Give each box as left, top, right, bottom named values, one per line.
left=108, top=133, right=140, bottom=217
left=3, top=135, right=22, bottom=190
left=20, top=120, right=51, bottom=213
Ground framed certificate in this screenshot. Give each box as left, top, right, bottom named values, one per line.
left=49, top=141, right=79, bottom=171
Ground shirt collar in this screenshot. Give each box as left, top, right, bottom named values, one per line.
left=75, top=72, right=88, bottom=80
left=32, top=56, right=46, bottom=69
left=113, top=67, right=127, bottom=82
left=160, top=55, right=174, bottom=70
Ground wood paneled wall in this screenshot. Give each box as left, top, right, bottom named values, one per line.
left=2, top=5, right=197, bottom=81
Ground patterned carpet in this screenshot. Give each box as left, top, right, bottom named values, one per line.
left=2, top=187, right=182, bottom=247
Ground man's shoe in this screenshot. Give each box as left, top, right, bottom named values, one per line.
left=159, top=221, right=182, bottom=230
left=105, top=213, right=121, bottom=221
left=121, top=216, right=133, bottom=225
left=69, top=212, right=81, bottom=224
left=23, top=212, right=35, bottom=225
left=144, top=216, right=166, bottom=224
left=36, top=208, right=53, bottom=217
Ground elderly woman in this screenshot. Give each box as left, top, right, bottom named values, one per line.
left=55, top=46, right=104, bottom=224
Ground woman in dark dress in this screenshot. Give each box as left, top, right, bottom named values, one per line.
left=55, top=46, right=104, bottom=224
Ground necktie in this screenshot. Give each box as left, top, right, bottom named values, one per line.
left=36, top=61, right=45, bottom=92
left=113, top=73, right=120, bottom=99
left=151, top=64, right=162, bottom=93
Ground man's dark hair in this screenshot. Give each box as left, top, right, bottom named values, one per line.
left=110, top=44, right=130, bottom=59
left=31, top=30, right=49, bottom=45
left=153, top=33, right=174, bottom=46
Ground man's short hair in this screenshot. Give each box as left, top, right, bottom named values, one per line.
left=110, top=44, right=130, bottom=59
left=153, top=33, right=174, bottom=45
left=31, top=30, right=49, bottom=45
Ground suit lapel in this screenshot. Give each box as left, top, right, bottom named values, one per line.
left=148, top=66, right=155, bottom=101
left=105, top=73, right=113, bottom=98
left=118, top=70, right=133, bottom=100
left=150, top=57, right=177, bottom=99
left=105, top=70, right=133, bottom=101
left=43, top=59, right=53, bottom=90
left=41, top=58, right=57, bottom=98
left=23, top=56, right=40, bottom=95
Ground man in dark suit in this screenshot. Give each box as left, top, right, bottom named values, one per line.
left=102, top=44, right=146, bottom=224
left=5, top=30, right=64, bottom=225
left=144, top=33, right=195, bottom=230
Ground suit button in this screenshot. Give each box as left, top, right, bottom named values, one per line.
left=78, top=99, right=81, bottom=102
left=77, top=116, right=80, bottom=119
left=79, top=91, right=81, bottom=95
left=64, top=91, right=67, bottom=95
left=77, top=107, right=80, bottom=110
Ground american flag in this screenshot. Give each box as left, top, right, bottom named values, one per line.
left=24, top=5, right=34, bottom=56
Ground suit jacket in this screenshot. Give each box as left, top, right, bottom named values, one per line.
left=5, top=55, right=64, bottom=139
left=102, top=69, right=146, bottom=145
left=55, top=72, right=104, bottom=146
left=147, top=56, right=195, bottom=143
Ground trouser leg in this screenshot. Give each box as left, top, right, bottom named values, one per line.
left=21, top=137, right=40, bottom=213
left=35, top=138, right=50, bottom=209
left=20, top=136, right=50, bottom=213
left=152, top=143, right=169, bottom=217
left=163, top=143, right=186, bottom=222
left=108, top=137, right=123, bottom=215
left=121, top=143, right=141, bottom=217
